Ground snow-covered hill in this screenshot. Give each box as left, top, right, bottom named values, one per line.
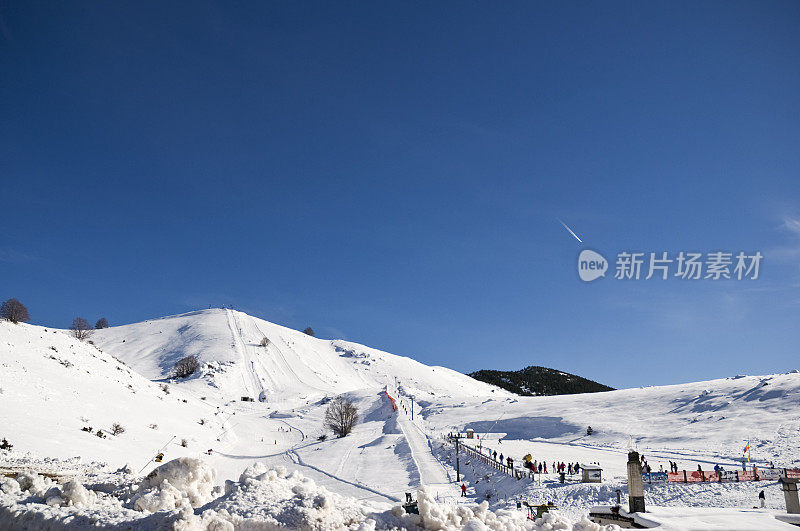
left=0, top=320, right=225, bottom=473
left=91, top=308, right=506, bottom=402
left=2, top=308, right=800, bottom=528
left=423, top=371, right=800, bottom=464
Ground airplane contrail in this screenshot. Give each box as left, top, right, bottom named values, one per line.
left=558, top=219, right=583, bottom=243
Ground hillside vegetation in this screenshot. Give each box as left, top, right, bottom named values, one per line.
left=468, top=365, right=614, bottom=396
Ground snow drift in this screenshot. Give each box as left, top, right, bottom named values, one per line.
left=0, top=458, right=617, bottom=530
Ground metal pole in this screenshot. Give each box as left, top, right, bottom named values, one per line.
left=456, top=437, right=460, bottom=482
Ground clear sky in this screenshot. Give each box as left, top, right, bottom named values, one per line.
left=2, top=1, right=799, bottom=389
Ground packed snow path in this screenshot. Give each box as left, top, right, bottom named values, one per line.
left=396, top=399, right=461, bottom=500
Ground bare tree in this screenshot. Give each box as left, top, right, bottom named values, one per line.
left=174, top=354, right=199, bottom=378
left=0, top=298, right=29, bottom=324
left=303, top=327, right=315, bottom=337
left=70, top=317, right=93, bottom=340
left=324, top=396, right=359, bottom=437
left=95, top=317, right=109, bottom=329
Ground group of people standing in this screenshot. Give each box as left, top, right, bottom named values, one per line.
left=481, top=447, right=584, bottom=476
left=641, top=454, right=681, bottom=474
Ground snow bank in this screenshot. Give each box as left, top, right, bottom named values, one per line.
left=202, top=462, right=617, bottom=530
left=15, top=471, right=55, bottom=497
left=0, top=459, right=620, bottom=529
left=131, top=457, right=217, bottom=512
left=401, top=487, right=611, bottom=531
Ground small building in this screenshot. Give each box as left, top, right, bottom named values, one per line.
left=581, top=464, right=602, bottom=483
left=466, top=429, right=474, bottom=439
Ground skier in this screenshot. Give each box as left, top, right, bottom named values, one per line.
left=759, top=490, right=766, bottom=508
left=493, top=450, right=497, bottom=460
left=499, top=453, right=504, bottom=463
left=460, top=484, right=467, bottom=497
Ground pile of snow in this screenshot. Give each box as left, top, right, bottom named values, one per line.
left=206, top=462, right=379, bottom=528
left=130, top=457, right=218, bottom=513
left=0, top=458, right=618, bottom=529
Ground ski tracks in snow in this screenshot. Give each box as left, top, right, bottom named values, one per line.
left=225, top=309, right=262, bottom=398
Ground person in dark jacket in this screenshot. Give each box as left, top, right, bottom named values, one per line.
left=759, top=490, right=766, bottom=508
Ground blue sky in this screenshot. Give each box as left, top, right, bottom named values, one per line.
left=2, top=1, right=799, bottom=388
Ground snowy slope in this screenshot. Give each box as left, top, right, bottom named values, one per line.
left=3, top=309, right=800, bottom=528
left=92, top=308, right=507, bottom=402
left=0, top=320, right=226, bottom=472
left=423, top=371, right=800, bottom=464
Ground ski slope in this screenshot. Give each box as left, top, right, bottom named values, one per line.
left=2, top=308, right=800, bottom=527
left=91, top=309, right=506, bottom=403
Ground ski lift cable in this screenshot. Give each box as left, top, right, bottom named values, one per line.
left=138, top=435, right=177, bottom=475
left=481, top=409, right=507, bottom=442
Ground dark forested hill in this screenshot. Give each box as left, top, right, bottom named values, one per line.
left=468, top=366, right=614, bottom=396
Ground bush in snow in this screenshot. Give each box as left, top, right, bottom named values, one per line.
left=1, top=298, right=29, bottom=324
left=180, top=438, right=189, bottom=447
left=174, top=354, right=199, bottom=378
left=324, top=396, right=359, bottom=437
left=111, top=423, right=125, bottom=435
left=586, top=426, right=594, bottom=435
left=160, top=383, right=170, bottom=394
left=259, top=336, right=269, bottom=347
left=0, top=437, right=12, bottom=450
left=70, top=317, right=93, bottom=340
left=95, top=317, right=109, bottom=329
left=302, top=326, right=314, bottom=336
